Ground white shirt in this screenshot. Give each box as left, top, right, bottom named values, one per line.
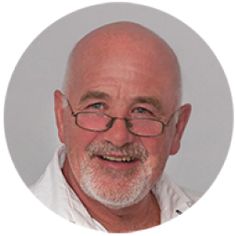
left=30, top=146, right=198, bottom=231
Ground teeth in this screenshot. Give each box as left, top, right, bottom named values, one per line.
left=102, top=156, right=134, bottom=162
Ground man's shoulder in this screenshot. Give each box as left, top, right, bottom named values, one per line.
left=153, top=173, right=200, bottom=222
left=157, top=173, right=200, bottom=202
left=29, top=146, right=67, bottom=209
left=30, top=159, right=57, bottom=206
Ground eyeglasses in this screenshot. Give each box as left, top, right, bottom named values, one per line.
left=65, top=98, right=179, bottom=137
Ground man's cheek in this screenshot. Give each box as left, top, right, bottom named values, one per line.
left=70, top=132, right=98, bottom=155
left=143, top=139, right=169, bottom=167
left=141, top=138, right=164, bottom=155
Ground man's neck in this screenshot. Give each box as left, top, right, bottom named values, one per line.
left=87, top=191, right=161, bottom=232
left=62, top=158, right=161, bottom=232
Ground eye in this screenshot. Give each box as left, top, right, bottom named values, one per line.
left=132, top=107, right=154, bottom=116
left=86, top=102, right=106, bottom=111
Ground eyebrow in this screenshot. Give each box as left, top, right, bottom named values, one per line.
left=132, top=96, right=162, bottom=111
left=79, top=91, right=110, bottom=103
left=78, top=91, right=162, bottom=111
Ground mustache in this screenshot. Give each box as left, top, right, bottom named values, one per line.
left=86, top=141, right=148, bottom=162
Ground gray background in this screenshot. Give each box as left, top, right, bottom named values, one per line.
left=4, top=3, right=233, bottom=195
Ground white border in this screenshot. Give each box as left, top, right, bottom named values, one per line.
left=1, top=1, right=235, bottom=235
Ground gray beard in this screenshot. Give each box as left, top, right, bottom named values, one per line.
left=78, top=159, right=152, bottom=209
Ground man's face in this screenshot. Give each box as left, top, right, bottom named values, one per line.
left=55, top=35, right=190, bottom=209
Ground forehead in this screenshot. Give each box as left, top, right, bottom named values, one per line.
left=66, top=26, right=180, bottom=111
left=68, top=60, right=179, bottom=114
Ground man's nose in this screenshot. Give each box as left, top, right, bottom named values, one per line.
left=103, top=118, right=134, bottom=147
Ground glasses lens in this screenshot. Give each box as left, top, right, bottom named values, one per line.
left=76, top=112, right=110, bottom=131
left=129, top=119, right=163, bottom=136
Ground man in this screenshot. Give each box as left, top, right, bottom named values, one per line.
left=31, top=21, right=196, bottom=232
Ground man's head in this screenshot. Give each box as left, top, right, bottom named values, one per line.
left=54, top=22, right=191, bottom=209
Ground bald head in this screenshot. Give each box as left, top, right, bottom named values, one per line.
left=64, top=22, right=182, bottom=109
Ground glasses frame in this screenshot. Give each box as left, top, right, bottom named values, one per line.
left=65, top=97, right=180, bottom=138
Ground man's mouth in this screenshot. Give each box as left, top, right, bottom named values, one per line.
left=98, top=155, right=136, bottom=163
left=90, top=153, right=142, bottom=170
left=86, top=142, right=148, bottom=164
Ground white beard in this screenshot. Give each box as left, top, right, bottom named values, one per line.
left=78, top=158, right=152, bottom=209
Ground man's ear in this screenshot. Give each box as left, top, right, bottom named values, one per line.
left=54, top=90, right=66, bottom=143
left=170, top=104, right=192, bottom=155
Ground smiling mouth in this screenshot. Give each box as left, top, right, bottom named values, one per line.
left=97, top=155, right=137, bottom=163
